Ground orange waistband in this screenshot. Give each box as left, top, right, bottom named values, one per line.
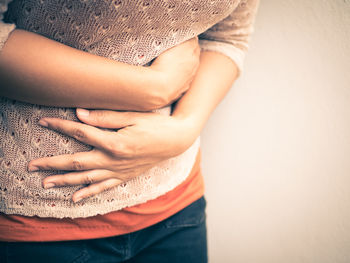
left=0, top=150, right=204, bottom=242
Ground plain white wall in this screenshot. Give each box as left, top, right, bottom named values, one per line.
left=201, top=0, right=350, bottom=262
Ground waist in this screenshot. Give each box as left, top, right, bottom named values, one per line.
left=0, top=97, right=200, bottom=218
left=0, top=150, right=204, bottom=242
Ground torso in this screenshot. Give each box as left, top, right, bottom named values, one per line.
left=0, top=0, right=240, bottom=218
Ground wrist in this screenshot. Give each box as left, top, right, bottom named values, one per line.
left=172, top=100, right=206, bottom=132
left=162, top=116, right=198, bottom=157
left=128, top=66, right=167, bottom=111
left=172, top=113, right=202, bottom=143
left=146, top=66, right=175, bottom=108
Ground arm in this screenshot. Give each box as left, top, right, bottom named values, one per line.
left=27, top=51, right=237, bottom=202
left=0, top=29, right=161, bottom=111
left=27, top=0, right=259, bottom=202
left=0, top=0, right=198, bottom=111
left=0, top=29, right=199, bottom=111
left=173, top=0, right=260, bottom=136
left=172, top=50, right=238, bottom=138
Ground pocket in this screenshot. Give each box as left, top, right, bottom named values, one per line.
left=164, top=196, right=206, bottom=228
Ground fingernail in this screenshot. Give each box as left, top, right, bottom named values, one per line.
left=28, top=165, right=39, bottom=172
left=38, top=119, right=48, bottom=127
left=44, top=182, right=55, bottom=189
left=77, top=108, right=89, bottom=118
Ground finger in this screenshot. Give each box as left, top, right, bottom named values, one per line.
left=38, top=117, right=114, bottom=149
left=42, top=169, right=114, bottom=188
left=76, top=108, right=153, bottom=129
left=73, top=178, right=123, bottom=203
left=28, top=150, right=104, bottom=172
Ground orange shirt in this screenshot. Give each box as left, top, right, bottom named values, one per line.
left=0, top=150, right=204, bottom=242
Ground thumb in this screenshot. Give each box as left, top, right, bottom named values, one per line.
left=76, top=108, right=137, bottom=129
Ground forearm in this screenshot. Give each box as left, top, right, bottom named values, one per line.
left=172, top=51, right=238, bottom=134
left=0, top=29, right=163, bottom=111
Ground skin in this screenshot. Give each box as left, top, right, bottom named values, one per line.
left=29, top=51, right=239, bottom=202
left=0, top=29, right=200, bottom=111
left=0, top=30, right=239, bottom=203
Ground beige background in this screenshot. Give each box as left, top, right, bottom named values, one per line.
left=201, top=0, right=350, bottom=262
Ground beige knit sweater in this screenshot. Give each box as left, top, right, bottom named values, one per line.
left=0, top=0, right=259, bottom=218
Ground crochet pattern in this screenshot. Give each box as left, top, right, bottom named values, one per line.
left=0, top=0, right=258, bottom=218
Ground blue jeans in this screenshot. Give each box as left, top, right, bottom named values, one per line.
left=0, top=197, right=207, bottom=263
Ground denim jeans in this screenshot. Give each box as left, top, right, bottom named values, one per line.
left=0, top=196, right=207, bottom=263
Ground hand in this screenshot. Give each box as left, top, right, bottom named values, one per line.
left=150, top=37, right=200, bottom=106
left=28, top=108, right=199, bottom=203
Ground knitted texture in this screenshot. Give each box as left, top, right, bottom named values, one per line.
left=0, top=0, right=14, bottom=49
left=0, top=0, right=258, bottom=218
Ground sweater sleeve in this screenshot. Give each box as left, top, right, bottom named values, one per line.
left=0, top=0, right=15, bottom=51
left=198, top=0, right=259, bottom=75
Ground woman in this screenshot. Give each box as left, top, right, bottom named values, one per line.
left=0, top=0, right=259, bottom=262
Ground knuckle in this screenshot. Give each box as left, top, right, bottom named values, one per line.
left=101, top=181, right=115, bottom=193
left=83, top=174, right=94, bottom=184
left=92, top=110, right=106, bottom=122
left=106, top=139, right=120, bottom=155
left=106, top=136, right=137, bottom=158
left=53, top=124, right=64, bottom=134
left=59, top=177, right=68, bottom=185
left=41, top=163, right=53, bottom=170
left=72, top=128, right=85, bottom=140
left=122, top=172, right=134, bottom=182
left=116, top=142, right=135, bottom=158
left=71, top=159, right=84, bottom=170
left=89, top=186, right=104, bottom=197
left=99, top=184, right=109, bottom=193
